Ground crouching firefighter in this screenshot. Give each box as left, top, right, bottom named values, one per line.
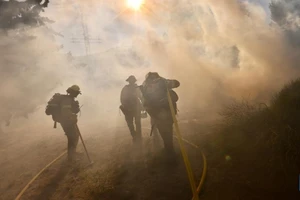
left=140, top=72, right=180, bottom=156
left=120, top=75, right=144, bottom=143
left=45, top=85, right=81, bottom=163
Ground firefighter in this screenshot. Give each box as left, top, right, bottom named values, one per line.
left=120, top=75, right=144, bottom=143
left=140, top=72, right=180, bottom=156
left=45, top=85, right=81, bottom=163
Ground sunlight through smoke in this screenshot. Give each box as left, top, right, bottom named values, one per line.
left=126, top=0, right=144, bottom=11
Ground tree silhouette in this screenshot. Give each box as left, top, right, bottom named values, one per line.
left=0, top=0, right=62, bottom=132
left=0, top=0, right=52, bottom=30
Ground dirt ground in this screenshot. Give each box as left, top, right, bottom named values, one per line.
left=0, top=116, right=206, bottom=200
left=1, top=116, right=300, bottom=200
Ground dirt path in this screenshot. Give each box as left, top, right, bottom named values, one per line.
left=3, top=117, right=297, bottom=200
left=0, top=123, right=70, bottom=200
left=0, top=117, right=209, bottom=200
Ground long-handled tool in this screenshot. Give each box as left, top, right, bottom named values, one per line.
left=150, top=123, right=155, bottom=136
left=75, top=124, right=94, bottom=165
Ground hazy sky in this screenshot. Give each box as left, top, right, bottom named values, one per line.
left=44, top=0, right=272, bottom=56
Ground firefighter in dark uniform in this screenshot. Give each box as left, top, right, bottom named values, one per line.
left=120, top=75, right=143, bottom=143
left=140, top=72, right=180, bottom=155
left=46, top=85, right=81, bottom=163
left=60, top=85, right=81, bottom=162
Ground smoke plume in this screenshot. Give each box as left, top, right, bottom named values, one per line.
left=2, top=0, right=300, bottom=132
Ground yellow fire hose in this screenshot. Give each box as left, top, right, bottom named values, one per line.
left=14, top=98, right=207, bottom=200
left=14, top=151, right=67, bottom=200
left=143, top=125, right=207, bottom=197
left=166, top=85, right=201, bottom=200
left=178, top=137, right=207, bottom=195
left=14, top=134, right=206, bottom=200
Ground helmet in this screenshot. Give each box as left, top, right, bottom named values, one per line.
left=145, top=72, right=159, bottom=80
left=126, top=75, right=137, bottom=83
left=67, top=85, right=81, bottom=94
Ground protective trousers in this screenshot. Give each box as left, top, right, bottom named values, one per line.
left=61, top=123, right=79, bottom=162
left=150, top=108, right=174, bottom=153
left=156, top=121, right=174, bottom=153
left=150, top=117, right=159, bottom=144
left=125, top=109, right=141, bottom=141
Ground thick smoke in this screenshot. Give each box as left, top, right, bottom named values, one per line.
left=0, top=29, right=71, bottom=130
left=270, top=0, right=300, bottom=48
left=124, top=0, right=300, bottom=113
left=2, top=0, right=300, bottom=133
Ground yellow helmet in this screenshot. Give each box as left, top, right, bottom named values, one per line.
left=67, top=85, right=81, bottom=94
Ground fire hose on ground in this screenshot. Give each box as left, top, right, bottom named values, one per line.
left=14, top=94, right=207, bottom=199
left=14, top=124, right=92, bottom=200
left=166, top=84, right=207, bottom=200
left=14, top=127, right=207, bottom=200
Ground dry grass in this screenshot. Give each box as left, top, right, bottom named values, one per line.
left=77, top=77, right=300, bottom=199
left=20, top=79, right=300, bottom=200
left=203, top=78, right=300, bottom=198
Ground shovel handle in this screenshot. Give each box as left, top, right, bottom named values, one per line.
left=75, top=124, right=92, bottom=164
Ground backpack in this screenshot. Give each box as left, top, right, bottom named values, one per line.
left=142, top=78, right=179, bottom=114
left=45, top=93, right=65, bottom=123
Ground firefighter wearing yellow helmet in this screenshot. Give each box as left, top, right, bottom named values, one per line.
left=45, top=85, right=81, bottom=163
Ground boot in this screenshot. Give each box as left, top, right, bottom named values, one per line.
left=164, top=148, right=178, bottom=165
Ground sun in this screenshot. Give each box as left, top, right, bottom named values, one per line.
left=126, top=0, right=144, bottom=11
